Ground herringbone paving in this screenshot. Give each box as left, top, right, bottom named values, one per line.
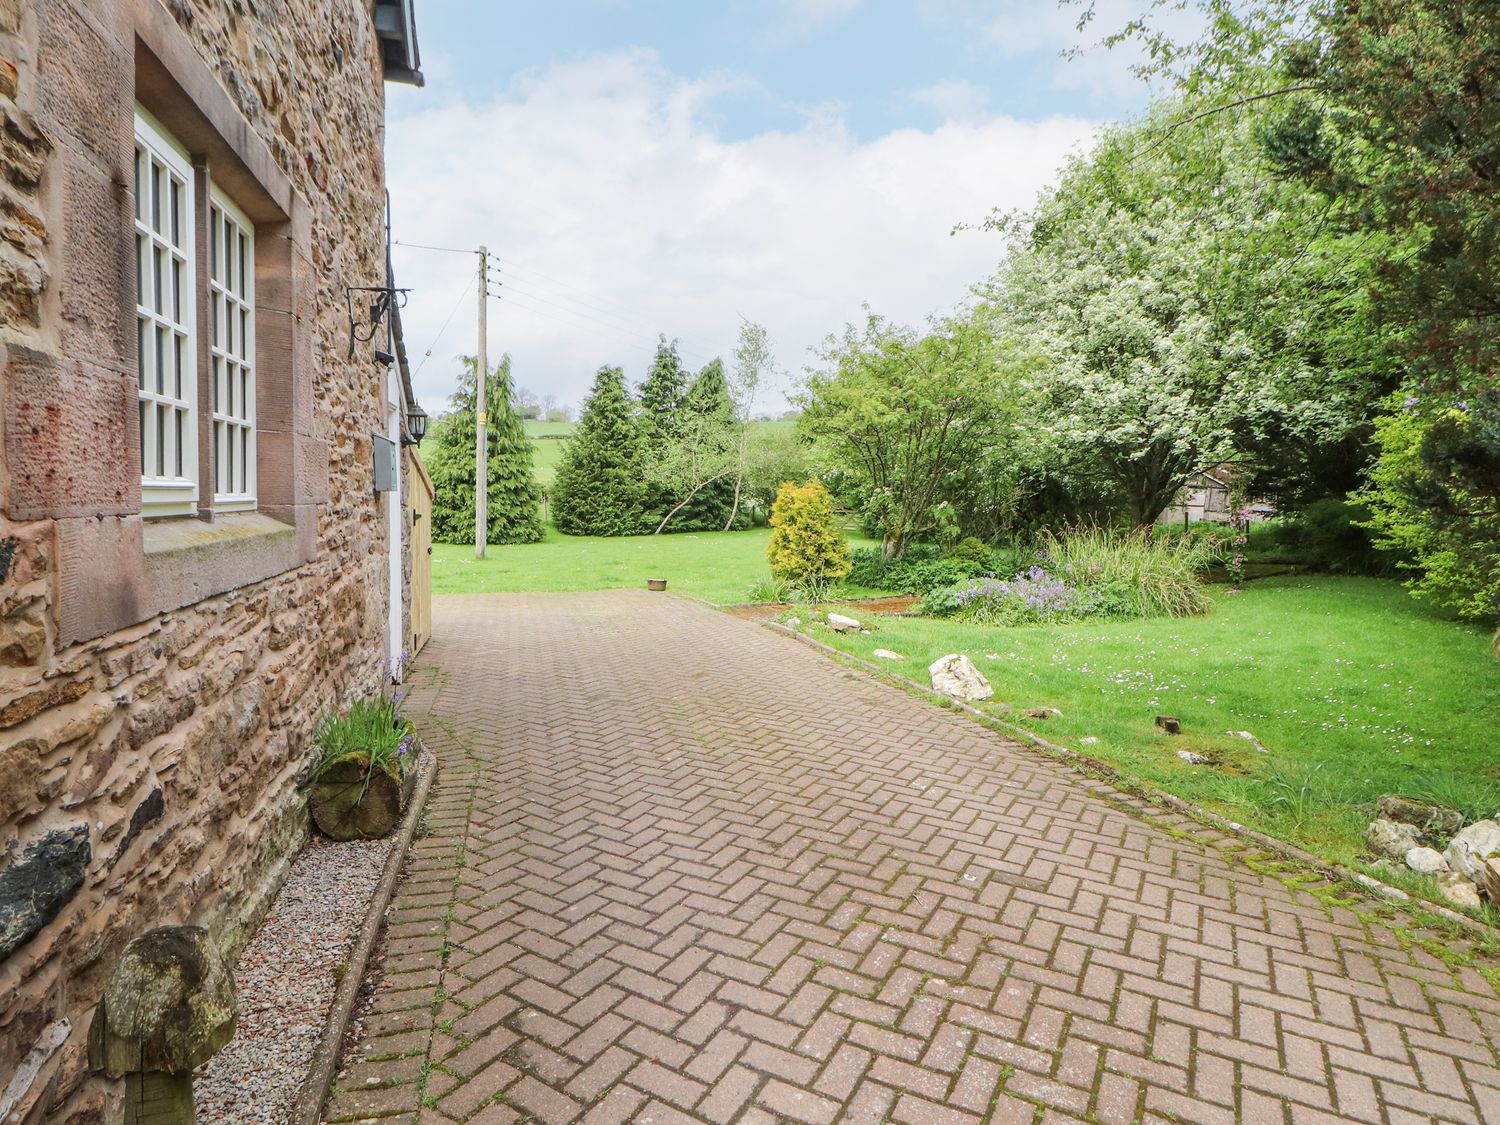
left=330, top=591, right=1500, bottom=1124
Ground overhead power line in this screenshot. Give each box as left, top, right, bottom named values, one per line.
left=486, top=251, right=719, bottom=360
left=394, top=239, right=482, bottom=256
left=413, top=272, right=476, bottom=378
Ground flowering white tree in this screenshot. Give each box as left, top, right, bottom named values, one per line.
left=979, top=97, right=1389, bottom=526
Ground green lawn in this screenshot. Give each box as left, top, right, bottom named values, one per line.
left=432, top=524, right=883, bottom=604
left=801, top=576, right=1500, bottom=876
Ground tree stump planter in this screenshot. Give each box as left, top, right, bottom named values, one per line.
left=308, top=753, right=419, bottom=841
left=647, top=578, right=667, bottom=592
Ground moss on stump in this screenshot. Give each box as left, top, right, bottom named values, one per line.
left=308, top=752, right=415, bottom=840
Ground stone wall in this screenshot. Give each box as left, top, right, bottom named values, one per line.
left=0, top=1, right=400, bottom=1120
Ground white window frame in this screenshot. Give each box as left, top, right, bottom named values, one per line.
left=134, top=105, right=198, bottom=518
left=208, top=184, right=257, bottom=510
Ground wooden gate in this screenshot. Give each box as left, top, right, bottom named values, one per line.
left=407, top=446, right=434, bottom=656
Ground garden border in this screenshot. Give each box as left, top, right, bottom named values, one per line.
left=293, top=749, right=439, bottom=1125
left=760, top=619, right=1491, bottom=938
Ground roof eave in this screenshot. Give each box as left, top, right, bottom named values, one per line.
left=374, top=0, right=423, bottom=87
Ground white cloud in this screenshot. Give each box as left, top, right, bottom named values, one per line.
left=386, top=52, right=1096, bottom=414
left=922, top=0, right=1205, bottom=105
left=911, top=79, right=992, bottom=123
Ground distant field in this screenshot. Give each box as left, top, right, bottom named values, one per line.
left=524, top=420, right=574, bottom=487
left=524, top=417, right=796, bottom=489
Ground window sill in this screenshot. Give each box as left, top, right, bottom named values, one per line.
left=143, top=510, right=287, bottom=557
left=139, top=510, right=298, bottom=613
left=55, top=507, right=315, bottom=647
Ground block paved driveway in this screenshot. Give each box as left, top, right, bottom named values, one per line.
left=331, top=591, right=1500, bottom=1125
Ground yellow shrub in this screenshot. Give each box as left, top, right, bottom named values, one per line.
left=766, top=479, right=852, bottom=586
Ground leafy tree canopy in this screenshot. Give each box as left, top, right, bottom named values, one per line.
left=799, top=308, right=1010, bottom=555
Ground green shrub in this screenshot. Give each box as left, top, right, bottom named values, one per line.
left=917, top=583, right=966, bottom=616
left=944, top=535, right=993, bottom=570
left=766, top=480, right=852, bottom=587
left=887, top=557, right=978, bottom=594
left=987, top=545, right=1035, bottom=578
left=1248, top=499, right=1390, bottom=573
left=847, top=545, right=938, bottom=588
left=846, top=546, right=891, bottom=587
left=1358, top=393, right=1500, bottom=620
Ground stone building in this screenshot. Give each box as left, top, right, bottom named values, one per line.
left=0, top=1, right=424, bottom=1119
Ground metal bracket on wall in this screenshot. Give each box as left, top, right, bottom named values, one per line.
left=345, top=285, right=410, bottom=359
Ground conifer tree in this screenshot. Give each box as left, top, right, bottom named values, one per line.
left=766, top=479, right=852, bottom=594
left=637, top=336, right=688, bottom=453
left=552, top=365, right=649, bottom=536
left=426, top=354, right=543, bottom=545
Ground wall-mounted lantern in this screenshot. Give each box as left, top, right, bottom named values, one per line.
left=404, top=403, right=428, bottom=446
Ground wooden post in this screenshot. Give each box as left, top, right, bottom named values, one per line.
left=89, top=926, right=238, bottom=1124
left=475, top=246, right=488, bottom=559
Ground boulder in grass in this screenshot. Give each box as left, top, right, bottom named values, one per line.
left=872, top=649, right=905, bottom=661
left=1404, top=846, right=1448, bottom=876
left=1365, top=817, right=1421, bottom=859
left=1227, top=730, right=1268, bottom=753
left=1376, top=794, right=1464, bottom=840
left=827, top=612, right=863, bottom=633
left=928, top=654, right=992, bottom=702
left=1437, top=871, right=1483, bottom=910
left=1444, top=819, right=1500, bottom=886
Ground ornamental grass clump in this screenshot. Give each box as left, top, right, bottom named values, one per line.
left=309, top=696, right=416, bottom=788
left=1043, top=525, right=1219, bottom=618
left=921, top=525, right=1218, bottom=624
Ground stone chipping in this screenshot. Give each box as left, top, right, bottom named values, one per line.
left=195, top=833, right=394, bottom=1124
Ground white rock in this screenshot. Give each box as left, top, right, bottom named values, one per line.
left=1227, top=730, right=1268, bottom=753
left=1365, top=817, right=1422, bottom=859
left=1444, top=819, right=1500, bottom=885
left=1404, top=846, right=1448, bottom=875
left=1437, top=870, right=1483, bottom=910
left=927, top=653, right=993, bottom=702
left=871, top=649, right=905, bottom=661
left=1176, top=750, right=1211, bottom=765
left=827, top=612, right=863, bottom=633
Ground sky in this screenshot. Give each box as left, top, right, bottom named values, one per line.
left=386, top=1, right=1182, bottom=415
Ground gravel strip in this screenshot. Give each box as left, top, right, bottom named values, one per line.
left=195, top=832, right=395, bottom=1123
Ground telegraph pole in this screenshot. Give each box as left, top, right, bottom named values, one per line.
left=475, top=246, right=488, bottom=559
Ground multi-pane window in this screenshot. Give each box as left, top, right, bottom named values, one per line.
left=134, top=107, right=197, bottom=517
left=209, top=188, right=256, bottom=507
left=133, top=106, right=258, bottom=517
